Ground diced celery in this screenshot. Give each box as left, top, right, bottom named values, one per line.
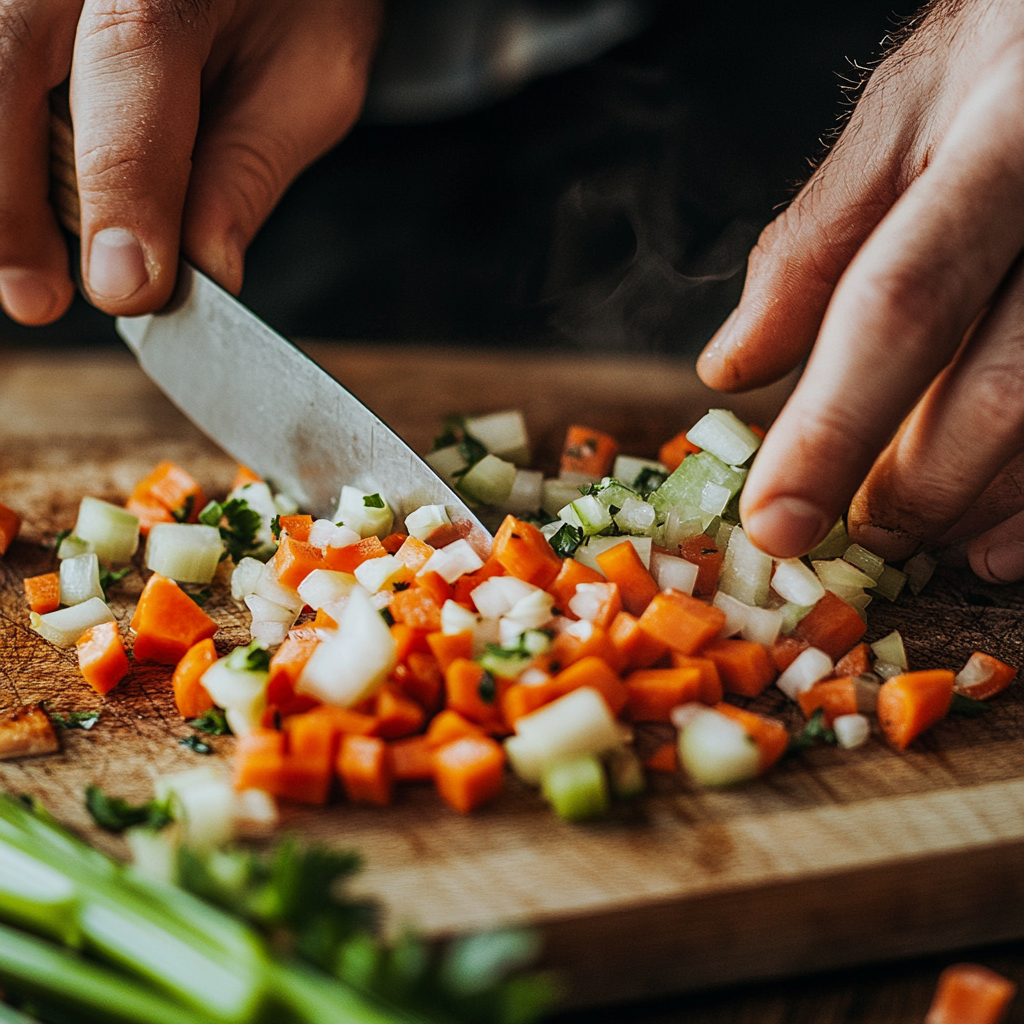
left=613, top=496, right=656, bottom=536
left=541, top=754, right=609, bottom=821
left=813, top=558, right=876, bottom=589
left=678, top=709, right=760, bottom=787
left=871, top=563, right=908, bottom=602
left=558, top=494, right=612, bottom=536
left=425, top=444, right=467, bottom=486
left=59, top=553, right=103, bottom=606
left=650, top=452, right=746, bottom=517
left=458, top=454, right=517, bottom=505
left=903, top=551, right=937, bottom=595
left=778, top=601, right=812, bottom=635
left=685, top=409, right=762, bottom=466
left=146, top=524, right=224, bottom=585
left=335, top=486, right=394, bottom=539
left=843, top=544, right=884, bottom=581
left=541, top=478, right=584, bottom=517
left=591, top=479, right=639, bottom=511
left=57, top=533, right=95, bottom=560
left=30, top=598, right=114, bottom=647
left=874, top=660, right=903, bottom=679
left=718, top=527, right=771, bottom=607
left=611, top=455, right=667, bottom=490
left=497, top=469, right=544, bottom=515
left=808, top=518, right=849, bottom=560
left=74, top=497, right=139, bottom=565
left=871, top=630, right=907, bottom=670
left=464, top=409, right=531, bottom=466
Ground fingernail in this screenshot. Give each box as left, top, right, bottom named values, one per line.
left=0, top=269, right=58, bottom=323
left=981, top=542, right=1024, bottom=583
left=744, top=497, right=831, bottom=558
left=850, top=523, right=920, bottom=562
left=88, top=228, right=148, bottom=300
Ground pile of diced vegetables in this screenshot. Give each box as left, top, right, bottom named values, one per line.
left=2, top=408, right=1019, bottom=828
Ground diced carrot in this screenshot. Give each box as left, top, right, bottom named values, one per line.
left=954, top=652, right=1018, bottom=701
left=877, top=670, right=955, bottom=750
left=434, top=735, right=505, bottom=814
left=283, top=708, right=337, bottom=761
left=278, top=515, right=313, bottom=542
left=426, top=630, right=473, bottom=673
left=713, top=702, right=789, bottom=773
left=835, top=642, right=871, bottom=678
left=389, top=735, right=436, bottom=781
left=748, top=424, right=766, bottom=440
left=560, top=425, right=618, bottom=479
left=395, top=535, right=434, bottom=573
left=266, top=633, right=319, bottom=709
left=548, top=656, right=628, bottom=716
left=390, top=622, right=417, bottom=662
left=645, top=742, right=678, bottom=773
left=638, top=589, right=726, bottom=655
left=797, top=677, right=857, bottom=727
left=324, top=536, right=387, bottom=573
left=278, top=754, right=333, bottom=804
left=414, top=570, right=454, bottom=608
left=676, top=535, right=724, bottom=600
left=130, top=573, right=218, bottom=664
left=297, top=703, right=379, bottom=738
left=312, top=607, right=339, bottom=631
left=596, top=541, right=659, bottom=616
left=133, top=461, right=205, bottom=522
left=492, top=515, right=562, bottom=590
left=273, top=535, right=327, bottom=590
left=232, top=464, right=263, bottom=490
left=172, top=637, right=218, bottom=718
left=548, top=558, right=606, bottom=612
left=24, top=572, right=60, bottom=614
left=792, top=591, right=867, bottom=661
left=925, top=963, right=1017, bottom=1024
left=76, top=620, right=130, bottom=696
left=609, top=610, right=669, bottom=670
left=426, top=709, right=486, bottom=747
left=700, top=638, right=776, bottom=698
left=568, top=580, right=622, bottom=631
left=500, top=679, right=560, bottom=727
left=375, top=685, right=426, bottom=739
left=0, top=501, right=21, bottom=556
left=337, top=734, right=392, bottom=805
left=381, top=532, right=408, bottom=554
left=658, top=431, right=700, bottom=472
left=452, top=555, right=506, bottom=605
left=233, top=729, right=286, bottom=791
left=389, top=586, right=443, bottom=632
left=402, top=651, right=444, bottom=712
left=551, top=622, right=623, bottom=672
left=444, top=658, right=507, bottom=731
left=625, top=667, right=703, bottom=721
left=770, top=635, right=810, bottom=673
left=126, top=490, right=174, bottom=536
left=668, top=653, right=723, bottom=703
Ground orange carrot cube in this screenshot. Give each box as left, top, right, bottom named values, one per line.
left=700, top=638, right=776, bottom=698
left=76, top=620, right=131, bottom=696
left=129, top=573, right=218, bottom=664
left=24, top=572, right=60, bottom=614
left=172, top=637, right=218, bottom=718
left=337, top=734, right=393, bottom=805
left=0, top=501, right=21, bottom=555
left=625, top=667, right=704, bottom=721
left=638, top=589, right=726, bottom=655
left=560, top=425, right=618, bottom=479
left=434, top=735, right=505, bottom=813
left=877, top=670, right=955, bottom=750
left=595, top=541, right=659, bottom=616
left=658, top=431, right=700, bottom=472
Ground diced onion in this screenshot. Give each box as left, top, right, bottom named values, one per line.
left=30, top=597, right=114, bottom=647
left=685, top=409, right=761, bottom=467
left=464, top=409, right=531, bottom=465
left=776, top=646, right=833, bottom=700
left=146, top=523, right=224, bottom=585
left=417, top=538, right=483, bottom=584
left=307, top=519, right=360, bottom=551
left=771, top=558, right=825, bottom=606
left=833, top=713, right=870, bottom=749
left=441, top=599, right=479, bottom=635
left=718, top=527, right=771, bottom=607
left=712, top=590, right=749, bottom=637
left=231, top=557, right=264, bottom=601
left=404, top=504, right=450, bottom=542
left=334, top=485, right=394, bottom=539
left=458, top=454, right=517, bottom=506
left=678, top=708, right=760, bottom=787
left=74, top=496, right=139, bottom=564
left=59, top=553, right=103, bottom=606
left=870, top=630, right=907, bottom=670
left=297, top=569, right=359, bottom=610
left=650, top=552, right=699, bottom=595
left=739, top=606, right=783, bottom=646
left=253, top=559, right=304, bottom=615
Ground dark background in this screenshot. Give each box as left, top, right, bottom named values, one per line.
left=2, top=0, right=919, bottom=353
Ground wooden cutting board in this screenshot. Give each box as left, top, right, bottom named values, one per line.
left=1, top=344, right=1022, bottom=1010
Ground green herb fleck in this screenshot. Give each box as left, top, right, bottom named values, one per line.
left=187, top=707, right=230, bottom=735
left=199, top=498, right=263, bottom=563
left=171, top=495, right=195, bottom=523
left=363, top=493, right=385, bottom=509
left=392, top=581, right=410, bottom=591
left=949, top=692, right=991, bottom=717
left=633, top=467, right=668, bottom=496
left=380, top=607, right=395, bottom=627
left=270, top=514, right=282, bottom=541
left=187, top=588, right=212, bottom=607
left=51, top=528, right=72, bottom=551
left=49, top=710, right=101, bottom=731
left=432, top=414, right=466, bottom=451
left=224, top=640, right=271, bottom=674
left=179, top=734, right=213, bottom=755
left=789, top=708, right=837, bottom=752
left=84, top=784, right=172, bottom=833
left=98, top=566, right=131, bottom=599
left=477, top=671, right=497, bottom=704
left=549, top=523, right=583, bottom=559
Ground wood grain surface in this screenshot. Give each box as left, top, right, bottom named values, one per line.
left=1, top=344, right=1022, bottom=1020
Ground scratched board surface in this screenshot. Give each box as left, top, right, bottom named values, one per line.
left=1, top=345, right=1022, bottom=1009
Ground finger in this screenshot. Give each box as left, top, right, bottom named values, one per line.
left=968, top=506, right=1024, bottom=583
left=847, top=258, right=1024, bottom=559
left=181, top=1, right=382, bottom=293
left=0, top=0, right=79, bottom=324
left=740, top=53, right=1024, bottom=559
left=71, top=0, right=218, bottom=314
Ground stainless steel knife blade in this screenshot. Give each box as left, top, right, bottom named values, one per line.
left=116, top=262, right=491, bottom=556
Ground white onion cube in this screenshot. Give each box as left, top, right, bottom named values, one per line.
left=650, top=552, right=699, bottom=595
left=833, top=713, right=870, bottom=749
left=59, top=553, right=103, bottom=606
left=776, top=646, right=833, bottom=700
left=771, top=558, right=826, bottom=606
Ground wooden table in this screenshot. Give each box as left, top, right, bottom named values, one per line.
left=1, top=343, right=1022, bottom=1023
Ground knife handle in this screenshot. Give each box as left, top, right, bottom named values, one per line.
left=48, top=84, right=81, bottom=238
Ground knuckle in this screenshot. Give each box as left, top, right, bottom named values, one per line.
left=217, top=138, right=293, bottom=231
left=75, top=144, right=146, bottom=195
left=967, top=361, right=1024, bottom=429
left=79, top=0, right=211, bottom=49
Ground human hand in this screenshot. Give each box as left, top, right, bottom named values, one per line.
left=697, top=0, right=1024, bottom=583
left=0, top=0, right=383, bottom=325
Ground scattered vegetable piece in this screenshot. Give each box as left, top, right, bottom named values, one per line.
left=0, top=703, right=59, bottom=760
left=925, top=963, right=1017, bottom=1024
left=76, top=619, right=131, bottom=695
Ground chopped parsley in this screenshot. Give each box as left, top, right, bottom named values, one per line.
left=788, top=708, right=837, bottom=752
left=549, top=522, right=583, bottom=559
left=363, top=493, right=385, bottom=509
left=224, top=640, right=271, bottom=674
left=380, top=607, right=395, bottom=627
left=431, top=415, right=488, bottom=476
left=85, top=784, right=173, bottom=833
left=477, top=671, right=497, bottom=704
left=632, top=467, right=667, bottom=496
left=187, top=707, right=230, bottom=735
left=949, top=693, right=991, bottom=717
left=270, top=514, right=282, bottom=541
left=51, top=528, right=71, bottom=551
left=98, top=566, right=132, bottom=598
left=48, top=709, right=101, bottom=731
left=477, top=631, right=553, bottom=678
left=186, top=587, right=212, bottom=607
left=179, top=734, right=213, bottom=755
left=198, top=497, right=263, bottom=563
left=171, top=495, right=195, bottom=523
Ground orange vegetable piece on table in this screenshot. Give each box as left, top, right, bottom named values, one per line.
left=381, top=532, right=408, bottom=554
left=401, top=651, right=444, bottom=712
left=658, top=431, right=700, bottom=472
left=273, top=535, right=327, bottom=590
left=954, top=652, right=1018, bottom=701
left=426, top=630, right=473, bottom=673
left=232, top=464, right=263, bottom=490
left=452, top=554, right=506, bottom=604
left=126, top=490, right=174, bottom=536
left=676, top=534, right=724, bottom=599
left=645, top=742, right=678, bottom=773
left=426, top=709, right=486, bottom=747
left=394, top=535, right=434, bottom=573
left=133, top=461, right=205, bottom=523
left=713, top=702, right=788, bottom=773
left=390, top=586, right=443, bottom=632
left=492, top=515, right=562, bottom=589
left=792, top=591, right=866, bottom=661
left=548, top=557, right=606, bottom=612
left=625, top=667, right=704, bottom=721
left=595, top=541, right=658, bottom=616
left=172, top=637, right=218, bottom=718
left=669, top=653, right=723, bottom=703
left=434, top=735, right=505, bottom=814
left=130, top=573, right=218, bottom=664
left=925, top=963, right=1017, bottom=1024
left=770, top=635, right=810, bottom=673
left=560, top=425, right=618, bottom=479
left=797, top=677, right=857, bottom=727
left=24, top=573, right=60, bottom=614
left=278, top=754, right=333, bottom=805
left=414, top=570, right=454, bottom=608
left=312, top=607, right=339, bottom=631
left=549, top=656, right=628, bottom=716
left=325, top=536, right=387, bottom=573
left=877, top=670, right=954, bottom=750
left=389, top=735, right=436, bottom=781
left=337, top=734, right=393, bottom=805
left=700, top=638, right=776, bottom=698
left=609, top=610, right=668, bottom=670
left=835, top=642, right=872, bottom=678
left=234, top=729, right=286, bottom=791
left=500, top=679, right=558, bottom=727
left=375, top=685, right=426, bottom=739
left=638, top=589, right=726, bottom=655
left=444, top=658, right=507, bottom=731
left=76, top=620, right=131, bottom=696
left=551, top=622, right=623, bottom=672
left=278, top=515, right=313, bottom=542
left=0, top=501, right=21, bottom=556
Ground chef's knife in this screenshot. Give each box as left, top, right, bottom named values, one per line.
left=49, top=95, right=491, bottom=557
